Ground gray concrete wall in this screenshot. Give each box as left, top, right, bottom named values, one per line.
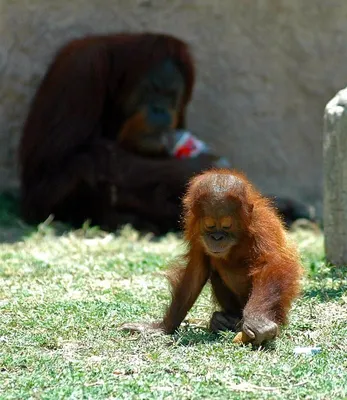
left=1, top=0, right=347, bottom=215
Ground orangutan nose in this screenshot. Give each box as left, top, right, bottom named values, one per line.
left=210, top=232, right=225, bottom=241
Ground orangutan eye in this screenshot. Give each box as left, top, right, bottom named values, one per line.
left=204, top=217, right=216, bottom=230
left=221, top=216, right=232, bottom=230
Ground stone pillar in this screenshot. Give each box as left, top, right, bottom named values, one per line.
left=323, top=87, right=347, bottom=266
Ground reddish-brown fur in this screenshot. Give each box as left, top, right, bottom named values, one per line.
left=20, top=33, right=194, bottom=171
left=118, top=109, right=178, bottom=155
left=123, top=169, right=303, bottom=344
left=18, top=32, right=214, bottom=234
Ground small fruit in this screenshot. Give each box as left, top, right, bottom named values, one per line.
left=232, top=331, right=252, bottom=344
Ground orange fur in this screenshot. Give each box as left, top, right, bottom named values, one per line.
left=122, top=169, right=303, bottom=343
left=18, top=32, right=197, bottom=232
left=118, top=109, right=178, bottom=154
left=118, top=110, right=151, bottom=142
left=162, top=169, right=303, bottom=340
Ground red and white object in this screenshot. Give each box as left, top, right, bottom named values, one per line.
left=170, top=130, right=209, bottom=158
left=167, top=130, right=230, bottom=168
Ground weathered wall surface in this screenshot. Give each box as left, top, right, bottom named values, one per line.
left=1, top=0, right=347, bottom=215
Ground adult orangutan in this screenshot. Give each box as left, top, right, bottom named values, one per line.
left=122, top=169, right=303, bottom=345
left=18, top=32, right=314, bottom=234
left=18, top=32, right=216, bottom=234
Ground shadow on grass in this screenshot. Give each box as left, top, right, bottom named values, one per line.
left=303, top=284, right=347, bottom=302
left=170, top=325, right=277, bottom=351
left=0, top=191, right=36, bottom=243
left=303, top=265, right=347, bottom=302
left=0, top=192, right=114, bottom=243
left=172, top=327, right=219, bottom=346
left=0, top=192, right=83, bottom=244
left=0, top=191, right=181, bottom=244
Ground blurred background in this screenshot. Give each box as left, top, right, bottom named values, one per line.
left=1, top=0, right=347, bottom=220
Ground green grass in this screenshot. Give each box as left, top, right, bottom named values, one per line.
left=0, top=204, right=346, bottom=399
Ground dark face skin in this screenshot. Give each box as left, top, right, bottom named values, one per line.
left=122, top=59, right=185, bottom=155
left=199, top=199, right=243, bottom=258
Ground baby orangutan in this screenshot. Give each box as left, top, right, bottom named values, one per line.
left=122, top=169, right=303, bottom=344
